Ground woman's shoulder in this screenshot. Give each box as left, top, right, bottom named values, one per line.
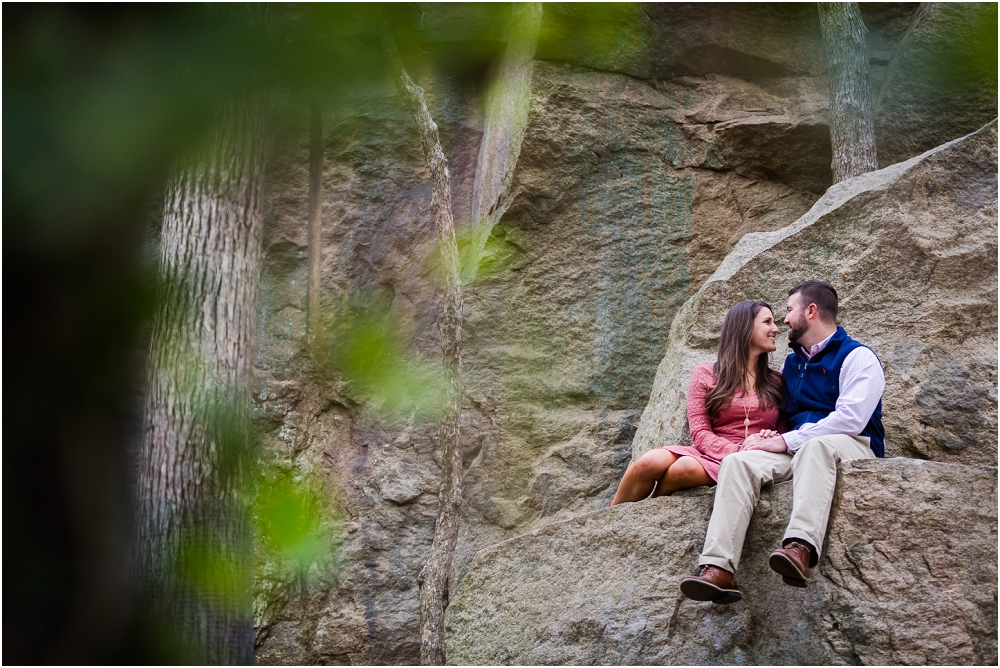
left=690, top=363, right=716, bottom=383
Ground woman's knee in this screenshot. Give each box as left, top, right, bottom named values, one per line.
left=629, top=450, right=674, bottom=480
left=665, top=457, right=706, bottom=484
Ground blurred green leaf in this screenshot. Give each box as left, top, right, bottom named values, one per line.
left=452, top=220, right=526, bottom=285
left=314, top=297, right=448, bottom=420
left=536, top=3, right=650, bottom=69
left=253, top=463, right=335, bottom=570
left=175, top=530, right=252, bottom=613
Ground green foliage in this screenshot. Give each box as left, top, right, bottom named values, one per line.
left=253, top=462, right=337, bottom=574
left=454, top=221, right=526, bottom=285
left=933, top=3, right=998, bottom=85
left=537, top=3, right=650, bottom=67
left=251, top=456, right=339, bottom=632
left=174, top=528, right=252, bottom=614
left=313, top=297, right=448, bottom=421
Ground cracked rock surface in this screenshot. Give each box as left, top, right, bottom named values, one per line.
left=446, top=458, right=998, bottom=665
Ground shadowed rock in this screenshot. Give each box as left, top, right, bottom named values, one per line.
left=875, top=3, right=999, bottom=167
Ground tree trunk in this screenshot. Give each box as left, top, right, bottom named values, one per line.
left=306, top=101, right=323, bottom=348
left=818, top=2, right=878, bottom=182
left=463, top=2, right=543, bottom=283
left=134, top=101, right=265, bottom=665
left=381, top=25, right=465, bottom=667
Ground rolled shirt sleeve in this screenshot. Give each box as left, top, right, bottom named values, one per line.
left=782, top=347, right=885, bottom=453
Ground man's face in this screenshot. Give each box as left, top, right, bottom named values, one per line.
left=784, top=292, right=810, bottom=343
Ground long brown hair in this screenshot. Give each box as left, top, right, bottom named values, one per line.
left=704, top=301, right=784, bottom=419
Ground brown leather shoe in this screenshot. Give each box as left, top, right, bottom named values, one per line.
left=769, top=540, right=813, bottom=587
left=680, top=565, right=742, bottom=604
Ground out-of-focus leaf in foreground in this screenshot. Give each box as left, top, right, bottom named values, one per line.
left=314, top=298, right=448, bottom=421
left=254, top=463, right=335, bottom=573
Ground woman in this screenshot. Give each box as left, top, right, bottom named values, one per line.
left=610, top=301, right=784, bottom=505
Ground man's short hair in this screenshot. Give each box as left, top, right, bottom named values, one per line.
left=789, top=280, right=838, bottom=323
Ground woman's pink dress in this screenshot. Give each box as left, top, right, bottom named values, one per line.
left=659, top=363, right=782, bottom=483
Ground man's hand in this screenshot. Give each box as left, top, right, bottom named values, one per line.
left=741, top=433, right=788, bottom=453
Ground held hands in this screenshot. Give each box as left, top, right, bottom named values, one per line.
left=740, top=431, right=787, bottom=453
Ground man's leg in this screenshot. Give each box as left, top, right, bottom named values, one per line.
left=782, top=434, right=875, bottom=565
left=699, top=450, right=793, bottom=573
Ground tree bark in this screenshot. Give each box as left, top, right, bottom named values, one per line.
left=818, top=2, right=878, bottom=182
left=463, top=2, right=542, bottom=283
left=306, top=101, right=323, bottom=348
left=381, top=24, right=465, bottom=667
left=134, top=100, right=265, bottom=665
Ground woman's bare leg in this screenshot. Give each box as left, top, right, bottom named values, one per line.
left=611, top=449, right=679, bottom=505
left=651, top=455, right=712, bottom=497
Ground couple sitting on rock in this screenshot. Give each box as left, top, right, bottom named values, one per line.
left=611, top=280, right=885, bottom=603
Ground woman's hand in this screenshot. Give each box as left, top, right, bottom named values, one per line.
left=743, top=432, right=777, bottom=448
left=741, top=432, right=788, bottom=453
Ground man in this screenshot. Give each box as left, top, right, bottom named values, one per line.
left=680, top=280, right=884, bottom=603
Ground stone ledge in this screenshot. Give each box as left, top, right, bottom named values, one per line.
left=446, top=458, right=998, bottom=665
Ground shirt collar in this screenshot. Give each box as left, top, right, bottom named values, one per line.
left=803, top=331, right=836, bottom=361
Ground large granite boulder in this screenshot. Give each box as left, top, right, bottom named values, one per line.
left=446, top=458, right=998, bottom=665
left=633, top=120, right=998, bottom=467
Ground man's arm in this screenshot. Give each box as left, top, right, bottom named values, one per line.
left=781, top=347, right=885, bottom=453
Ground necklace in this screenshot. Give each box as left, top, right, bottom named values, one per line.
left=743, top=399, right=751, bottom=441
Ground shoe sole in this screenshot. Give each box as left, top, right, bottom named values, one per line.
left=769, top=552, right=809, bottom=584
left=712, top=591, right=744, bottom=605
left=679, top=577, right=742, bottom=605
left=781, top=575, right=807, bottom=588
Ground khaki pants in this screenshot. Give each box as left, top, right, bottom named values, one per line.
left=699, top=434, right=875, bottom=573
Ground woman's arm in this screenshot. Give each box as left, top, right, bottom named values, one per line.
left=687, top=366, right=739, bottom=458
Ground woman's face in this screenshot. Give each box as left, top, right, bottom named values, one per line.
left=749, top=307, right=780, bottom=355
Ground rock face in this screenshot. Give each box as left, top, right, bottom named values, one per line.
left=537, top=3, right=830, bottom=81
left=446, top=458, right=998, bottom=665
left=633, top=120, right=999, bottom=467
left=875, top=2, right=999, bottom=167
left=251, top=4, right=997, bottom=664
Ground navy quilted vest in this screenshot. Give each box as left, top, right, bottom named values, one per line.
left=783, top=327, right=885, bottom=457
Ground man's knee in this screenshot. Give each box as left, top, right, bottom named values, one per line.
left=792, top=436, right=848, bottom=468
left=717, top=452, right=759, bottom=481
